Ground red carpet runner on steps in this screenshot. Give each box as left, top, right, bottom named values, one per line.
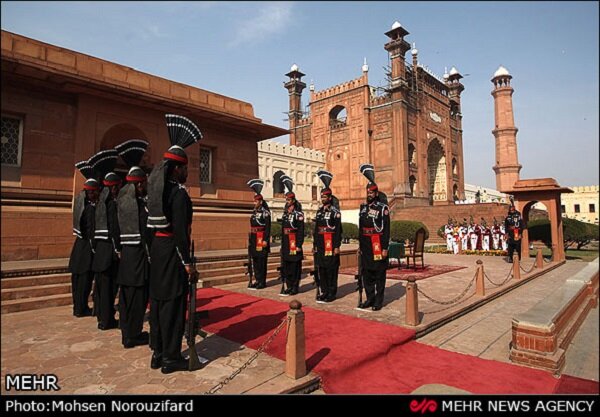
left=197, top=288, right=598, bottom=394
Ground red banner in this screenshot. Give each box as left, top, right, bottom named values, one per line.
left=288, top=232, right=297, bottom=255
left=324, top=232, right=333, bottom=256
left=371, top=234, right=382, bottom=261
left=255, top=231, right=264, bottom=251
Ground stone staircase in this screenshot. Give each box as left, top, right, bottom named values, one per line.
left=1, top=273, right=73, bottom=313
left=1, top=250, right=315, bottom=314
left=197, top=253, right=312, bottom=288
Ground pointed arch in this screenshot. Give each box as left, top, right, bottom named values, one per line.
left=427, top=138, right=446, bottom=204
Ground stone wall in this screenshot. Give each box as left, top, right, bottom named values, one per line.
left=392, top=203, right=510, bottom=242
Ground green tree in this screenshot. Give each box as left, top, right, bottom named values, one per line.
left=270, top=222, right=282, bottom=242
left=390, top=221, right=429, bottom=243
left=341, top=222, right=359, bottom=242
left=527, top=217, right=599, bottom=250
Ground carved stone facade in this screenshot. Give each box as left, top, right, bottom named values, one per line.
left=284, top=22, right=466, bottom=212
left=257, top=140, right=324, bottom=221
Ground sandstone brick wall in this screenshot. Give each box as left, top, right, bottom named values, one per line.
left=392, top=203, right=510, bottom=243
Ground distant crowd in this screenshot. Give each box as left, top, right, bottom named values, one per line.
left=443, top=218, right=508, bottom=254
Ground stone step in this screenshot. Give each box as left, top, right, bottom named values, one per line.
left=199, top=260, right=282, bottom=278
left=1, top=273, right=71, bottom=289
left=200, top=267, right=312, bottom=288
left=197, top=255, right=284, bottom=268
left=1, top=282, right=71, bottom=301
left=198, top=260, right=243, bottom=271
left=1, top=266, right=69, bottom=279
left=200, top=270, right=281, bottom=288
left=1, top=293, right=73, bottom=314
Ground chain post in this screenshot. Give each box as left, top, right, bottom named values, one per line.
left=536, top=248, right=543, bottom=269
left=286, top=300, right=307, bottom=379
left=405, top=277, right=419, bottom=326
left=475, top=259, right=485, bottom=296
left=513, top=254, right=521, bottom=280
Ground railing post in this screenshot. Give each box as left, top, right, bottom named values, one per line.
left=476, top=259, right=485, bottom=296
left=405, top=277, right=420, bottom=326
left=286, top=300, right=307, bottom=379
left=536, top=249, right=543, bottom=269
left=513, top=254, right=521, bottom=280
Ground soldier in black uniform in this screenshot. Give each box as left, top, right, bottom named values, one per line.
left=68, top=160, right=99, bottom=318
left=357, top=164, right=390, bottom=311
left=115, top=139, right=151, bottom=348
left=279, top=175, right=304, bottom=296
left=313, top=170, right=342, bottom=303
left=147, top=114, right=202, bottom=374
left=504, top=198, right=524, bottom=262
left=89, top=149, right=121, bottom=331
left=247, top=179, right=271, bottom=290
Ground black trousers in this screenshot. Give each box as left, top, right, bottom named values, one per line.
left=71, top=272, right=94, bottom=316
left=317, top=265, right=338, bottom=298
left=119, top=284, right=148, bottom=342
left=252, top=255, right=268, bottom=285
left=363, top=268, right=386, bottom=308
left=508, top=240, right=522, bottom=260
left=283, top=260, right=302, bottom=291
left=95, top=265, right=118, bottom=327
left=149, top=294, right=187, bottom=363
left=94, top=262, right=119, bottom=327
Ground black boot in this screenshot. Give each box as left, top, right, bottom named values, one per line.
left=161, top=358, right=188, bottom=374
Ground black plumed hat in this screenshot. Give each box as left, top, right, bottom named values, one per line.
left=247, top=179, right=264, bottom=200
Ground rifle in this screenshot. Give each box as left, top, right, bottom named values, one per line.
left=277, top=246, right=286, bottom=294
left=310, top=252, right=321, bottom=300
left=244, top=233, right=255, bottom=288
left=186, top=240, right=207, bottom=371
left=354, top=250, right=364, bottom=307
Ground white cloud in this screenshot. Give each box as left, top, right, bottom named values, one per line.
left=228, top=2, right=293, bottom=47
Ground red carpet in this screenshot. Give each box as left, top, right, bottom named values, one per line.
left=196, top=288, right=598, bottom=394
left=339, top=264, right=466, bottom=281
left=554, top=374, right=599, bottom=394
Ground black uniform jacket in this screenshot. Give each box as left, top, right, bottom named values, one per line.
left=313, top=204, right=342, bottom=268
left=149, top=181, right=192, bottom=301
left=249, top=204, right=271, bottom=258
left=92, top=197, right=121, bottom=272
left=358, top=199, right=390, bottom=271
left=504, top=211, right=524, bottom=242
left=117, top=196, right=153, bottom=287
left=68, top=201, right=96, bottom=274
left=281, top=206, right=304, bottom=262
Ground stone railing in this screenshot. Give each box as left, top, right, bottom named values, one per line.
left=509, top=259, right=599, bottom=374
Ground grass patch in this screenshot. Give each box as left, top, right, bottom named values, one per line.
left=534, top=247, right=599, bottom=262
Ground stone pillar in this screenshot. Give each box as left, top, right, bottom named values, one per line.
left=476, top=260, right=485, bottom=296
left=405, top=277, right=420, bottom=326
left=536, top=248, right=544, bottom=269
left=286, top=300, right=307, bottom=379
left=513, top=254, right=521, bottom=280
left=491, top=67, right=521, bottom=193
left=521, top=227, right=530, bottom=259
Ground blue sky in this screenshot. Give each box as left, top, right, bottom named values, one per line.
left=2, top=1, right=598, bottom=189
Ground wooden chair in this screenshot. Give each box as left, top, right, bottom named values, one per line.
left=405, top=227, right=426, bottom=269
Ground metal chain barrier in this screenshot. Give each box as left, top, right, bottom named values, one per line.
left=204, top=316, right=291, bottom=395
left=519, top=260, right=536, bottom=274
left=416, top=270, right=477, bottom=306
left=484, top=265, right=513, bottom=287
left=423, top=292, right=476, bottom=315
